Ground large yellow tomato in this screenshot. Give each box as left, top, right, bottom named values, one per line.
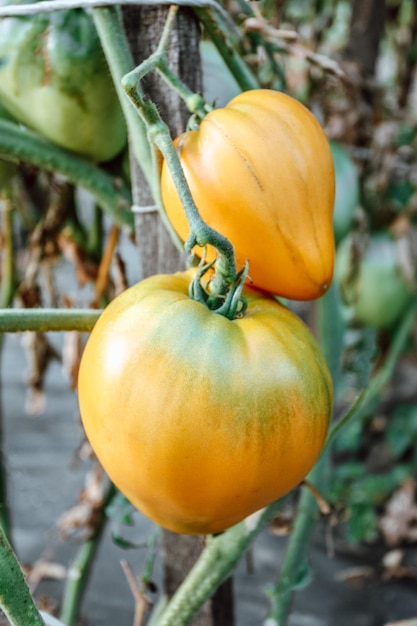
left=78, top=271, right=333, bottom=535
left=160, top=89, right=335, bottom=301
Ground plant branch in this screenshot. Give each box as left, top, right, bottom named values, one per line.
left=154, top=498, right=287, bottom=626
left=121, top=42, right=239, bottom=301
left=0, top=120, right=133, bottom=229
left=193, top=7, right=259, bottom=91
left=325, top=295, right=417, bottom=449
left=264, top=285, right=341, bottom=626
left=59, top=484, right=116, bottom=626
left=0, top=193, right=16, bottom=309
left=0, top=309, right=101, bottom=333
left=0, top=526, right=45, bottom=626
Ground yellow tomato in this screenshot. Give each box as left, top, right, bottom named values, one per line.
left=161, top=89, right=335, bottom=300
left=78, top=271, right=333, bottom=535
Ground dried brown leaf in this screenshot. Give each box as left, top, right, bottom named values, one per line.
left=21, top=332, right=61, bottom=414
left=335, top=565, right=375, bottom=586
left=58, top=464, right=107, bottom=541
left=57, top=231, right=97, bottom=287
left=26, top=560, right=67, bottom=593
left=114, top=251, right=129, bottom=296
left=62, top=331, right=83, bottom=390
left=379, top=479, right=417, bottom=546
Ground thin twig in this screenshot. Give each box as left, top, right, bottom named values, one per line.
left=93, top=225, right=120, bottom=306
left=121, top=560, right=152, bottom=626
left=301, top=480, right=331, bottom=515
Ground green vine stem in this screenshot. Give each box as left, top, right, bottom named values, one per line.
left=0, top=192, right=16, bottom=309
left=325, top=294, right=417, bottom=450
left=0, top=191, right=15, bottom=542
left=155, top=498, right=287, bottom=626
left=0, top=345, right=10, bottom=542
left=122, top=62, right=238, bottom=306
left=193, top=7, right=260, bottom=92
left=91, top=6, right=155, bottom=196
left=59, top=483, right=116, bottom=626
left=0, top=526, right=45, bottom=626
left=0, top=120, right=133, bottom=229
left=264, top=284, right=342, bottom=626
left=264, top=459, right=328, bottom=626
left=0, top=309, right=101, bottom=333
left=130, top=5, right=211, bottom=122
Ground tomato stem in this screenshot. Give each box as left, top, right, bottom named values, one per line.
left=0, top=309, right=101, bottom=333
left=120, top=14, right=248, bottom=317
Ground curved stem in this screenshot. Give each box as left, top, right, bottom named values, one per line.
left=0, top=309, right=101, bottom=333
left=122, top=58, right=238, bottom=301
left=155, top=498, right=287, bottom=626
left=193, top=7, right=260, bottom=92
left=265, top=458, right=328, bottom=626
left=0, top=526, right=45, bottom=626
left=59, top=483, right=116, bottom=626
left=325, top=295, right=417, bottom=450
left=0, top=120, right=133, bottom=229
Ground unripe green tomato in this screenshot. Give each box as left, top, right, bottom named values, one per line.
left=335, top=231, right=414, bottom=328
left=0, top=3, right=127, bottom=162
left=330, top=141, right=359, bottom=244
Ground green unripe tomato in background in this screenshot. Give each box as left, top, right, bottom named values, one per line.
left=335, top=231, right=415, bottom=329
left=330, top=141, right=359, bottom=244
left=0, top=2, right=127, bottom=162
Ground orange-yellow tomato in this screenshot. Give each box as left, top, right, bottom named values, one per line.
left=78, top=271, right=333, bottom=535
left=161, top=89, right=335, bottom=300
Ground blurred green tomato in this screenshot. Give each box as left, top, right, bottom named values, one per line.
left=335, top=231, right=415, bottom=328
left=0, top=2, right=127, bottom=162
left=330, top=141, right=359, bottom=243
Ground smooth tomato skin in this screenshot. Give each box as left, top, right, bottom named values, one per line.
left=78, top=271, right=333, bottom=535
left=160, top=89, right=335, bottom=301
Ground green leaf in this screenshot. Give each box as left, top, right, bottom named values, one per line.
left=105, top=491, right=135, bottom=526
left=111, top=533, right=145, bottom=550
left=346, top=502, right=379, bottom=543
left=386, top=405, right=417, bottom=457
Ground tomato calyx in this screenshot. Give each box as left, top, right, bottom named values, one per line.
left=189, top=260, right=249, bottom=320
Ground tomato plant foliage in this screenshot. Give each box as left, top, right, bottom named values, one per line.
left=78, top=271, right=333, bottom=535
